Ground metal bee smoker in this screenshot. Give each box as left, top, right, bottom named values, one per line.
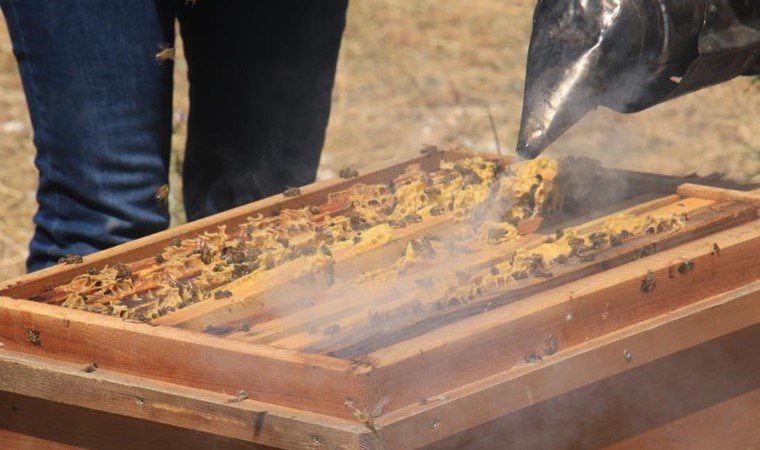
left=517, top=0, right=760, bottom=159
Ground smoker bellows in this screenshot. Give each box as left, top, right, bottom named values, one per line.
left=517, top=0, right=760, bottom=158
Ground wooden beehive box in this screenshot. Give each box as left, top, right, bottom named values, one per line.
left=1, top=150, right=759, bottom=449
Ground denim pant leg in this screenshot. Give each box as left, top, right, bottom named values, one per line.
left=0, top=1, right=177, bottom=272
left=178, top=1, right=348, bottom=220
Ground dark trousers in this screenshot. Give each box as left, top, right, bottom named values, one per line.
left=0, top=0, right=347, bottom=272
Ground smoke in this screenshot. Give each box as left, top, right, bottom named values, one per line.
left=424, top=324, right=760, bottom=449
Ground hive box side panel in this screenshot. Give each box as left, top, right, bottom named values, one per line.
left=377, top=279, right=760, bottom=449
left=420, top=323, right=760, bottom=450
left=0, top=391, right=273, bottom=450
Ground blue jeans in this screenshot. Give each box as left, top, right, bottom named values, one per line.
left=0, top=0, right=347, bottom=272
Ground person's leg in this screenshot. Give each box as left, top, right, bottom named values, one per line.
left=0, top=1, right=177, bottom=271
left=178, top=1, right=348, bottom=220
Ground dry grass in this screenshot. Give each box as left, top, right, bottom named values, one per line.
left=0, top=0, right=758, bottom=281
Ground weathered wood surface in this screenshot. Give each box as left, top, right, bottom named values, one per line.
left=677, top=184, right=760, bottom=208
left=293, top=199, right=755, bottom=356
left=0, top=351, right=373, bottom=449
left=0, top=392, right=271, bottom=450
left=420, top=322, right=760, bottom=450
left=377, top=279, right=760, bottom=449
left=367, top=219, right=760, bottom=420
left=0, top=297, right=364, bottom=420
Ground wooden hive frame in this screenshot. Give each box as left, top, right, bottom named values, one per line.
left=1, top=150, right=759, bottom=449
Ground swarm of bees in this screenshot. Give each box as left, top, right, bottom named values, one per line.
left=51, top=154, right=686, bottom=328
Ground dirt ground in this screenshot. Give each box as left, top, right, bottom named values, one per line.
left=0, top=1, right=758, bottom=281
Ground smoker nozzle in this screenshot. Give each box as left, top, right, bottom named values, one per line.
left=516, top=0, right=760, bottom=159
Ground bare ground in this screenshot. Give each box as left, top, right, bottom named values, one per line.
left=0, top=0, right=758, bottom=280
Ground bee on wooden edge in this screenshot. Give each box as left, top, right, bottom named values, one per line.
left=58, top=254, right=83, bottom=265
left=154, top=183, right=170, bottom=205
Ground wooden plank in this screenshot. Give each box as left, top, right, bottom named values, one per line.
left=0, top=392, right=270, bottom=450
left=605, top=389, right=760, bottom=450
left=0, top=151, right=455, bottom=300
left=295, top=200, right=755, bottom=356
left=419, top=324, right=760, bottom=450
left=227, top=194, right=684, bottom=346
left=366, top=219, right=760, bottom=420
left=153, top=213, right=459, bottom=330
left=375, top=279, right=760, bottom=449
left=677, top=184, right=760, bottom=207
left=0, top=298, right=364, bottom=420
left=0, top=351, right=375, bottom=449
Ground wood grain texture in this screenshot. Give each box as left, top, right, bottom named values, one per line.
left=0, top=391, right=273, bottom=450
left=367, top=220, right=760, bottom=421
left=420, top=323, right=760, bottom=450
left=677, top=184, right=760, bottom=208
left=0, top=298, right=363, bottom=419
left=0, top=351, right=374, bottom=449
left=297, top=200, right=755, bottom=356
left=377, top=280, right=760, bottom=449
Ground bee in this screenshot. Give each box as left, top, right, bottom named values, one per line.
left=154, top=253, right=165, bottom=265
left=533, top=269, right=554, bottom=278
left=114, top=263, right=132, bottom=281
left=404, top=213, right=423, bottom=224
left=441, top=172, right=458, bottom=184
left=635, top=243, right=657, bottom=259
left=712, top=243, right=721, bottom=256
left=171, top=238, right=182, bottom=248
left=214, top=290, right=233, bottom=300
left=26, top=327, right=41, bottom=346
left=487, top=228, right=509, bottom=244
left=677, top=260, right=695, bottom=274
left=227, top=389, right=249, bottom=403
left=87, top=267, right=101, bottom=275
left=419, top=144, right=440, bottom=155
left=339, top=167, right=359, bottom=179
left=568, top=237, right=585, bottom=248
left=524, top=351, right=542, bottom=364
left=58, top=254, right=83, bottom=265
left=429, top=205, right=446, bottom=216
left=323, top=324, right=341, bottom=336
left=423, top=187, right=441, bottom=196
left=579, top=253, right=596, bottom=263
left=309, top=205, right=321, bottom=215
left=282, top=186, right=301, bottom=197
left=155, top=45, right=175, bottom=63
left=83, top=362, right=98, bottom=373
left=552, top=255, right=567, bottom=266
left=344, top=397, right=385, bottom=435
left=641, top=270, right=657, bottom=293
left=154, top=184, right=170, bottom=205
left=544, top=334, right=558, bottom=356
left=447, top=297, right=462, bottom=307
left=238, top=323, right=250, bottom=332
left=511, top=270, right=529, bottom=281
